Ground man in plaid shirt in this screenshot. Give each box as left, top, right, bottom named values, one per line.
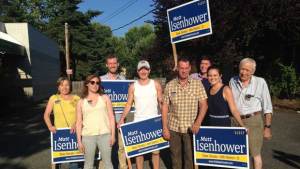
left=162, top=57, right=208, bottom=169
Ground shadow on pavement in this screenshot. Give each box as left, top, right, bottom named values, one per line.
left=0, top=163, right=27, bottom=169
left=273, top=149, right=300, bottom=169
left=0, top=101, right=49, bottom=159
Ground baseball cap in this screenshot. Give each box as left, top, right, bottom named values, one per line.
left=137, top=60, right=150, bottom=70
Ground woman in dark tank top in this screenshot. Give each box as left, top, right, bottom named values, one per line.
left=207, top=66, right=245, bottom=127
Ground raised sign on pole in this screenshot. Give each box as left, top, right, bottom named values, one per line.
left=167, top=0, right=212, bottom=43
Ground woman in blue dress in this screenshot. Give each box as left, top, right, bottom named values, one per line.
left=207, top=66, right=245, bottom=127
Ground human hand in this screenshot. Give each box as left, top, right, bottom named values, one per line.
left=78, top=142, right=85, bottom=153
left=162, top=128, right=170, bottom=141
left=117, top=119, right=124, bottom=128
left=110, top=135, right=115, bottom=146
left=191, top=122, right=201, bottom=134
left=264, top=128, right=272, bottom=140
left=48, top=126, right=56, bottom=133
left=70, top=125, right=76, bottom=134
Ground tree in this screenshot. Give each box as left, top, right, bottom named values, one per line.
left=152, top=0, right=300, bottom=83
left=122, top=24, right=156, bottom=78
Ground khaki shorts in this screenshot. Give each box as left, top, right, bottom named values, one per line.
left=231, top=114, right=263, bottom=156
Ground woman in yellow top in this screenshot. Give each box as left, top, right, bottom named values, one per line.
left=44, top=77, right=80, bottom=132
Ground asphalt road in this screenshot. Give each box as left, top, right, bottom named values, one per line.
left=0, top=101, right=299, bottom=169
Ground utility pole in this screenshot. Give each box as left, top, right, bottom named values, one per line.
left=65, top=23, right=71, bottom=79
left=172, top=43, right=178, bottom=71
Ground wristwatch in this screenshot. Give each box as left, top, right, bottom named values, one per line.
left=264, top=124, right=271, bottom=128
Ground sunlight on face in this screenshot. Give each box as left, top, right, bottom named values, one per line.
left=239, top=62, right=254, bottom=82
left=137, top=67, right=150, bottom=80
left=58, top=80, right=70, bottom=95
left=208, top=69, right=221, bottom=86
left=87, top=77, right=100, bottom=93
left=200, top=59, right=211, bottom=74
left=106, top=58, right=119, bottom=74
left=178, top=61, right=191, bottom=80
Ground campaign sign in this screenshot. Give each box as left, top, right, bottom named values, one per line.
left=51, top=128, right=83, bottom=164
left=194, top=127, right=249, bottom=169
left=167, top=0, right=212, bottom=43
left=120, top=115, right=169, bottom=158
left=101, top=80, right=135, bottom=113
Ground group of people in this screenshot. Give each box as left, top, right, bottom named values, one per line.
left=44, top=54, right=273, bottom=169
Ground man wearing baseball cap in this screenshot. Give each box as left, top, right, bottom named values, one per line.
left=118, top=60, right=163, bottom=169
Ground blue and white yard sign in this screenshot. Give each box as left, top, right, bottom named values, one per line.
left=194, top=127, right=249, bottom=168
left=167, top=0, right=212, bottom=43
left=120, top=115, right=169, bottom=158
left=102, top=80, right=135, bottom=113
left=51, top=128, right=84, bottom=164
left=51, top=128, right=101, bottom=164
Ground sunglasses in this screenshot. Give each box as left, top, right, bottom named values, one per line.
left=89, top=81, right=100, bottom=85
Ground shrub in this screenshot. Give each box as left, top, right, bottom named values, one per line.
left=268, top=62, right=300, bottom=99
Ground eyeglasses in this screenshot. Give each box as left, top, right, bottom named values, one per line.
left=89, top=81, right=100, bottom=85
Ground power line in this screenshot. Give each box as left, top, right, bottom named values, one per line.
left=102, top=0, right=138, bottom=23
left=112, top=9, right=154, bottom=32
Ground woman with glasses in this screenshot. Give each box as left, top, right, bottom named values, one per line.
left=76, top=75, right=115, bottom=169
left=43, top=76, right=80, bottom=169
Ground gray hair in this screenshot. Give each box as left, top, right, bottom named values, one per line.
left=239, top=58, right=256, bottom=73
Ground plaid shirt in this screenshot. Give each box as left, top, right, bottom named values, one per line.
left=163, top=77, right=207, bottom=133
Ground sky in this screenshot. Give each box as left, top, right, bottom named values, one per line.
left=79, top=0, right=154, bottom=37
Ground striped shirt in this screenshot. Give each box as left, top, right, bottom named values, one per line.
left=229, top=75, right=273, bottom=115
left=163, top=77, right=207, bottom=133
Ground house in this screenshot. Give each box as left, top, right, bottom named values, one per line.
left=0, top=22, right=60, bottom=104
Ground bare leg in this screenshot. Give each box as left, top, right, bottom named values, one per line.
left=253, top=155, right=262, bottom=169
left=135, top=155, right=144, bottom=169
left=152, top=153, right=160, bottom=169
left=127, top=158, right=132, bottom=169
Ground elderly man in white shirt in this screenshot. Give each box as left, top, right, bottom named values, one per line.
left=229, top=58, right=273, bottom=169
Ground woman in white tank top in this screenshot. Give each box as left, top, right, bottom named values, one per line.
left=118, top=60, right=163, bottom=169
left=76, top=75, right=115, bottom=169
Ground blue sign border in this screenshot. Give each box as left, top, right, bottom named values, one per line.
left=193, top=126, right=249, bottom=169
left=101, top=80, right=135, bottom=113
left=167, top=0, right=212, bottom=43
left=119, top=115, right=170, bottom=158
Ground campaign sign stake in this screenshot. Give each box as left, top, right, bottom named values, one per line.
left=120, top=115, right=169, bottom=158
left=101, top=80, right=135, bottom=113
left=167, top=0, right=212, bottom=43
left=51, top=128, right=84, bottom=164
left=194, top=127, right=249, bottom=169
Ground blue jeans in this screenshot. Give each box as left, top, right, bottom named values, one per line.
left=82, top=134, right=113, bottom=169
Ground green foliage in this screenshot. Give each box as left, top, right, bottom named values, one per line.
left=110, top=24, right=156, bottom=78
left=152, top=0, right=300, bottom=81
left=269, top=61, right=300, bottom=98
left=0, top=0, right=115, bottom=80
